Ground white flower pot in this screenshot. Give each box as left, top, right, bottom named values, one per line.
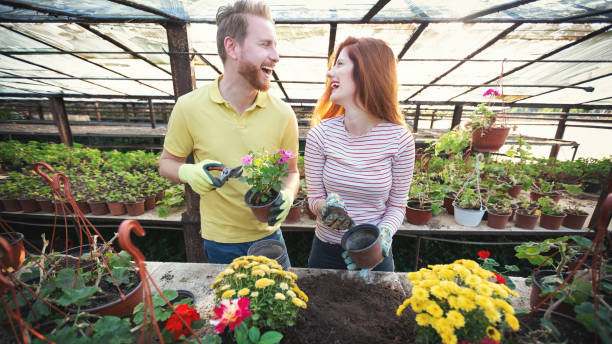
left=453, top=202, right=487, bottom=227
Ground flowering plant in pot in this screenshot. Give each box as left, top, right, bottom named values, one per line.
left=476, top=250, right=519, bottom=291
left=397, top=259, right=520, bottom=344
left=537, top=196, right=566, bottom=230
left=514, top=201, right=541, bottom=230
left=453, top=188, right=487, bottom=227
left=486, top=190, right=513, bottom=229
left=240, top=149, right=294, bottom=221
left=470, top=88, right=510, bottom=153
left=563, top=203, right=589, bottom=229
left=210, top=255, right=307, bottom=330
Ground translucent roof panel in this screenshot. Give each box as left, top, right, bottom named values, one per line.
left=4, top=0, right=162, bottom=20
left=281, top=83, right=325, bottom=100
left=194, top=63, right=221, bottom=81
left=275, top=58, right=327, bottom=83
left=486, top=0, right=612, bottom=20
left=453, top=86, right=558, bottom=103
left=89, top=23, right=170, bottom=65
left=83, top=79, right=167, bottom=96
left=435, top=61, right=526, bottom=85
left=517, top=77, right=612, bottom=105
left=276, top=24, right=329, bottom=57
left=0, top=55, right=70, bottom=79
left=0, top=79, right=62, bottom=93
left=375, top=0, right=502, bottom=20
left=335, top=24, right=418, bottom=57
left=265, top=1, right=376, bottom=22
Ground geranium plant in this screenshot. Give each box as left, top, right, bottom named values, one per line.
left=240, top=149, right=294, bottom=205
left=397, top=259, right=520, bottom=344
left=470, top=89, right=505, bottom=131
left=210, top=255, right=307, bottom=330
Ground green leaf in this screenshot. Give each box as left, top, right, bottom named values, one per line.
left=248, top=327, right=261, bottom=342
left=505, top=264, right=519, bottom=272
left=34, top=326, right=88, bottom=344
left=540, top=317, right=560, bottom=337
left=258, top=331, right=283, bottom=344
left=57, top=286, right=100, bottom=306
left=569, top=235, right=592, bottom=249
left=55, top=268, right=85, bottom=291
left=92, top=316, right=134, bottom=344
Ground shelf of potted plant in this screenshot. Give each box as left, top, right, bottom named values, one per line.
left=538, top=196, right=567, bottom=230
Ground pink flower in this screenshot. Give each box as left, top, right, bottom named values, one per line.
left=483, top=88, right=500, bottom=97
left=241, top=154, right=253, bottom=166
left=210, top=297, right=253, bottom=334
left=279, top=149, right=295, bottom=164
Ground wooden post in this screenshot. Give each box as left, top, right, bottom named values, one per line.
left=37, top=102, right=44, bottom=120
left=549, top=107, right=569, bottom=159
left=166, top=22, right=203, bottom=263
left=430, top=110, right=436, bottom=129
left=95, top=102, right=101, bottom=121
left=413, top=105, right=420, bottom=133
left=163, top=110, right=168, bottom=123
left=123, top=103, right=129, bottom=122
left=49, top=96, right=73, bottom=146
left=588, top=167, right=612, bottom=229
left=451, top=105, right=463, bottom=130
left=27, top=105, right=34, bottom=120
left=148, top=98, right=156, bottom=129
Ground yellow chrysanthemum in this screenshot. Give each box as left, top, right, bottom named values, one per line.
left=250, top=291, right=259, bottom=298
left=397, top=299, right=411, bottom=316
left=275, top=293, right=286, bottom=301
left=220, top=284, right=230, bottom=291
left=486, top=326, right=501, bottom=341
left=221, top=289, right=235, bottom=299
left=411, top=287, right=429, bottom=300
left=440, top=333, right=457, bottom=344
left=430, top=285, right=449, bottom=299
left=258, top=264, right=271, bottom=273
left=280, top=282, right=289, bottom=290
left=485, top=308, right=502, bottom=323
left=475, top=295, right=494, bottom=310
left=475, top=284, right=493, bottom=296
left=437, top=268, right=456, bottom=281
left=238, top=288, right=250, bottom=296
left=425, top=301, right=443, bottom=318
left=456, top=296, right=476, bottom=312
left=406, top=271, right=422, bottom=281
left=270, top=268, right=283, bottom=275
left=452, top=265, right=471, bottom=279
left=255, top=278, right=275, bottom=289
left=415, top=313, right=432, bottom=326
left=493, top=298, right=514, bottom=315
left=439, top=281, right=460, bottom=294
left=446, top=310, right=465, bottom=328
left=460, top=259, right=478, bottom=271
left=286, top=290, right=296, bottom=298
left=292, top=297, right=307, bottom=309
left=506, top=314, right=520, bottom=331
left=465, top=275, right=481, bottom=287
left=410, top=298, right=426, bottom=313
left=251, top=269, right=266, bottom=277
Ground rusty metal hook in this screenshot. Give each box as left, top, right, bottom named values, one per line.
left=33, top=162, right=55, bottom=185
left=52, top=173, right=75, bottom=204
left=118, top=220, right=146, bottom=269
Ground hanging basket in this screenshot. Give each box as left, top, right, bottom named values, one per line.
left=471, top=127, right=510, bottom=152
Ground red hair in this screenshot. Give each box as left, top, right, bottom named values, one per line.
left=311, top=37, right=405, bottom=127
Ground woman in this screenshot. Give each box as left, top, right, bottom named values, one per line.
left=304, top=37, right=415, bottom=271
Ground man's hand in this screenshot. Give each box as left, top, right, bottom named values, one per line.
left=178, top=160, right=223, bottom=195
left=268, top=190, right=294, bottom=227
left=321, top=193, right=354, bottom=230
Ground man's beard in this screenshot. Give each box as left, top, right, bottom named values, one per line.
left=238, top=60, right=271, bottom=91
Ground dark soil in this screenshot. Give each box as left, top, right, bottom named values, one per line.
left=78, top=272, right=139, bottom=309
left=282, top=272, right=415, bottom=344
left=514, top=310, right=594, bottom=344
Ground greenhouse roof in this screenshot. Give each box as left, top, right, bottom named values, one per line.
left=0, top=0, right=611, bottom=107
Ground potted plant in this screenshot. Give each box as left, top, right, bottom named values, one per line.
left=514, top=200, right=541, bottom=229
left=563, top=203, right=589, bottom=230
left=486, top=191, right=513, bottom=229
left=453, top=188, right=486, bottom=227
left=240, top=149, right=294, bottom=222
left=538, top=196, right=566, bottom=230
left=470, top=88, right=510, bottom=152
left=405, top=155, right=442, bottom=225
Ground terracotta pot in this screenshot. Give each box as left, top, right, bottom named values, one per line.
left=530, top=191, right=562, bottom=203
left=37, top=199, right=55, bottom=213
left=1, top=198, right=22, bottom=212
left=244, top=189, right=279, bottom=223
left=75, top=201, right=91, bottom=214
left=506, top=185, right=522, bottom=198
left=341, top=224, right=383, bottom=270
left=107, top=202, right=126, bottom=216
left=144, top=196, right=156, bottom=210
left=247, top=239, right=289, bottom=269
left=18, top=198, right=40, bottom=213
left=471, top=127, right=510, bottom=152
left=0, top=232, right=25, bottom=271
left=443, top=193, right=455, bottom=215
left=82, top=278, right=144, bottom=317
left=125, top=201, right=145, bottom=216
left=539, top=212, right=566, bottom=230
left=563, top=211, right=588, bottom=229
left=405, top=201, right=433, bottom=225
left=155, top=190, right=165, bottom=202
left=88, top=201, right=109, bottom=215
left=284, top=198, right=304, bottom=224
left=530, top=269, right=575, bottom=317
left=514, top=210, right=540, bottom=229
left=486, top=210, right=511, bottom=229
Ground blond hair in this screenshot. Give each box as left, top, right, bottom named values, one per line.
left=216, top=0, right=273, bottom=63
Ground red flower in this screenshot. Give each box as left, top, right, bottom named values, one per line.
left=493, top=273, right=506, bottom=285
left=165, top=303, right=201, bottom=340
left=479, top=338, right=500, bottom=344
left=477, top=250, right=490, bottom=260
left=210, top=297, right=253, bottom=334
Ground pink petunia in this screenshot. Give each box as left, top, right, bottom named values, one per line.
left=210, top=297, right=253, bottom=334
left=483, top=88, right=500, bottom=97
left=241, top=154, right=253, bottom=166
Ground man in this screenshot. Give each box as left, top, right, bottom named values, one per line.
left=159, top=0, right=299, bottom=264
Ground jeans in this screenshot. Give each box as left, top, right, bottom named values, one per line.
left=307, top=235, right=394, bottom=271
left=203, top=229, right=291, bottom=266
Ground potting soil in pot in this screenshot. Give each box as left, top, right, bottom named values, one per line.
left=282, top=272, right=415, bottom=343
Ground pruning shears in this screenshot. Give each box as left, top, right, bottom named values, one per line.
left=205, top=165, right=243, bottom=186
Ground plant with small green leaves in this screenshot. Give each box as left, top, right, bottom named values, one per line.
left=537, top=196, right=565, bottom=216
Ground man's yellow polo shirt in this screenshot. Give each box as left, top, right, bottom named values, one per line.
left=164, top=77, right=299, bottom=243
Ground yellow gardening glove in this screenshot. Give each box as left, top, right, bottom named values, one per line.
left=268, top=190, right=294, bottom=227
left=178, top=160, right=223, bottom=195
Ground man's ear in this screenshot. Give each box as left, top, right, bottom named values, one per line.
left=224, top=36, right=240, bottom=61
